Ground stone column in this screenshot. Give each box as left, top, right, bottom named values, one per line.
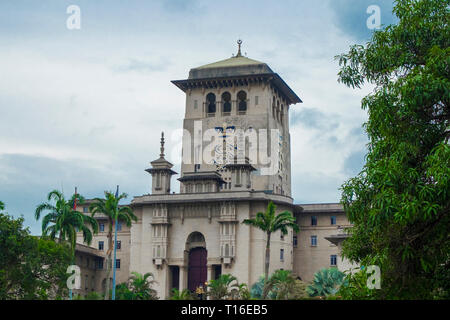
left=179, top=266, right=188, bottom=291
left=206, top=264, right=214, bottom=300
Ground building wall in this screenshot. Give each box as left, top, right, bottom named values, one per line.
left=76, top=206, right=131, bottom=292
left=293, top=203, right=351, bottom=281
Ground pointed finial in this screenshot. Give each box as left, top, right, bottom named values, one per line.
left=236, top=39, right=243, bottom=57
left=160, top=131, right=165, bottom=158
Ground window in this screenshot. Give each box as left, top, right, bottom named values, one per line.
left=98, top=241, right=104, bottom=251
left=83, top=206, right=88, bottom=213
left=331, top=216, right=336, bottom=225
left=222, top=92, right=231, bottom=114
left=293, top=235, right=298, bottom=247
left=311, top=235, right=317, bottom=246
left=85, top=275, right=89, bottom=290
left=237, top=91, right=247, bottom=113
left=280, top=249, right=284, bottom=261
left=206, top=92, right=216, bottom=114
left=117, top=222, right=122, bottom=231
left=194, top=99, right=198, bottom=109
left=254, top=95, right=259, bottom=105
left=311, top=216, right=317, bottom=226
left=116, top=240, right=121, bottom=250
left=115, top=259, right=121, bottom=269
left=86, top=257, right=90, bottom=268
left=99, top=223, right=105, bottom=232
left=330, top=255, right=337, bottom=266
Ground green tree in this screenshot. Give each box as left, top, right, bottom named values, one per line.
left=170, top=288, right=193, bottom=300
left=35, top=190, right=98, bottom=258
left=89, top=191, right=137, bottom=300
left=114, top=272, right=158, bottom=300
left=291, top=279, right=309, bottom=300
left=0, top=213, right=71, bottom=299
left=306, top=268, right=347, bottom=298
left=336, top=0, right=449, bottom=299
left=114, top=283, right=134, bottom=300
left=128, top=271, right=158, bottom=300
left=266, top=269, right=297, bottom=300
left=0, top=201, right=4, bottom=211
left=338, top=268, right=378, bottom=300
left=207, top=274, right=240, bottom=300
left=242, top=201, right=299, bottom=299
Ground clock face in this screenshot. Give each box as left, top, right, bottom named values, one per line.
left=212, top=140, right=237, bottom=170
left=207, top=118, right=249, bottom=170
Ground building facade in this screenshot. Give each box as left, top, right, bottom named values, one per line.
left=76, top=44, right=352, bottom=299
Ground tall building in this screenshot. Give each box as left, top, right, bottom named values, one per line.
left=76, top=42, right=352, bottom=299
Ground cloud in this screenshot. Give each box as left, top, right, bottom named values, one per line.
left=327, top=0, right=397, bottom=41
left=343, top=149, right=367, bottom=176
left=290, top=107, right=339, bottom=130
left=0, top=153, right=150, bottom=235
left=112, top=57, right=170, bottom=74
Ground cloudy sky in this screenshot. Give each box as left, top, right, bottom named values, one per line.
left=0, top=0, right=397, bottom=235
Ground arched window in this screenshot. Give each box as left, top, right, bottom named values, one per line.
left=237, top=91, right=247, bottom=114
left=222, top=92, right=231, bottom=114
left=206, top=93, right=216, bottom=114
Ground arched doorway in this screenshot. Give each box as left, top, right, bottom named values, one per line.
left=186, top=232, right=207, bottom=292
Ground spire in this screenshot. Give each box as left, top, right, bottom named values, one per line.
left=236, top=39, right=242, bottom=57
left=160, top=131, right=165, bottom=158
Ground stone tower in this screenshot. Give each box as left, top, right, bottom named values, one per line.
left=172, top=41, right=301, bottom=197
left=145, top=132, right=177, bottom=194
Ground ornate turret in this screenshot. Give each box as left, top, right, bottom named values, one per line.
left=145, top=132, right=177, bottom=194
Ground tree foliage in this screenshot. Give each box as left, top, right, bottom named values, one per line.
left=170, top=288, right=194, bottom=300
left=266, top=269, right=297, bottom=300
left=336, top=0, right=449, bottom=299
left=207, top=274, right=240, bottom=300
left=0, top=212, right=71, bottom=299
left=306, top=268, right=347, bottom=298
left=89, top=191, right=137, bottom=300
left=35, top=190, right=98, bottom=258
left=114, top=272, right=158, bottom=300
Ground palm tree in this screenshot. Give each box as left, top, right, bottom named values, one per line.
left=0, top=201, right=4, bottom=211
left=266, top=269, right=296, bottom=300
left=35, top=190, right=98, bottom=258
left=306, top=267, right=347, bottom=298
left=89, top=191, right=137, bottom=300
left=207, top=274, right=240, bottom=300
left=128, top=272, right=158, bottom=300
left=242, top=201, right=299, bottom=299
left=170, top=288, right=193, bottom=300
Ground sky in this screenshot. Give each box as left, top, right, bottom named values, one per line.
left=0, top=0, right=397, bottom=235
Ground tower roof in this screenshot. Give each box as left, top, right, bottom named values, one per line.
left=188, top=55, right=274, bottom=80
left=172, top=40, right=302, bottom=105
left=145, top=132, right=177, bottom=175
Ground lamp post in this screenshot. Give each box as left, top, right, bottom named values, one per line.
left=111, top=185, right=119, bottom=300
